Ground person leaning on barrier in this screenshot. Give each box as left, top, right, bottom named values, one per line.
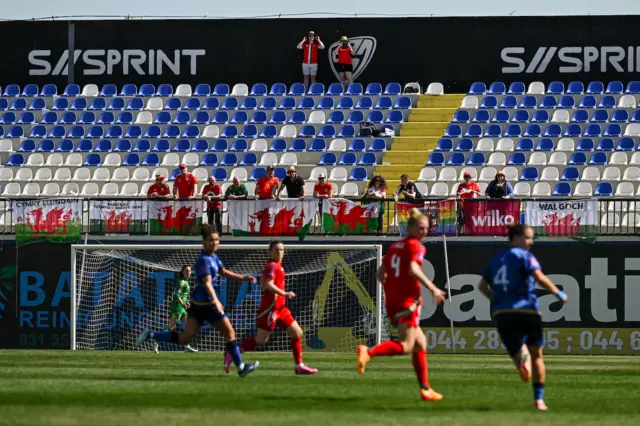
left=277, top=166, right=305, bottom=200
left=486, top=170, right=514, bottom=199
left=202, top=176, right=223, bottom=233
left=313, top=174, right=333, bottom=198
left=363, top=175, right=387, bottom=231
left=147, top=174, right=171, bottom=199
left=394, top=174, right=422, bottom=203
left=256, top=165, right=280, bottom=200
left=225, top=177, right=248, bottom=200
left=456, top=171, right=483, bottom=234
left=173, top=163, right=198, bottom=200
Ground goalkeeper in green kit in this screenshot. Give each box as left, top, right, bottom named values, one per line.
left=153, top=265, right=198, bottom=353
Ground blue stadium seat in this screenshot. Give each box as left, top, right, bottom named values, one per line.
left=289, top=83, right=305, bottom=96
left=70, top=98, right=87, bottom=111
left=240, top=153, right=258, bottom=166
left=553, top=182, right=571, bottom=196
left=41, top=84, right=57, bottom=96
left=202, top=98, right=220, bottom=110
left=586, top=81, right=604, bottom=94
left=213, top=84, right=230, bottom=96
left=212, top=111, right=229, bottom=124
left=500, top=96, right=517, bottom=108
left=78, top=112, right=96, bottom=125
left=138, top=84, right=155, bottom=97
left=288, top=111, right=306, bottom=124
left=239, top=97, right=258, bottom=110
left=116, top=111, right=133, bottom=124
left=0, top=112, right=15, bottom=124
left=95, top=139, right=113, bottom=152
left=508, top=82, right=526, bottom=94
left=631, top=110, right=640, bottom=123
left=156, top=84, right=173, bottom=97
left=212, top=168, right=228, bottom=181
left=452, top=110, right=470, bottom=123
left=220, top=153, right=238, bottom=166
left=464, top=124, right=482, bottom=138
left=18, top=139, right=35, bottom=152
left=604, top=124, right=622, bottom=137
left=484, top=124, right=502, bottom=137
left=266, top=83, right=286, bottom=97
left=455, top=138, right=474, bottom=151
left=589, top=152, right=607, bottom=165
left=564, top=124, right=582, bottom=137
left=358, top=152, right=377, bottom=166
left=427, top=152, right=445, bottom=166
left=268, top=111, right=286, bottom=124
left=153, top=139, right=171, bottom=152
left=212, top=139, right=228, bottom=152
left=57, top=125, right=73, bottom=138
left=519, top=96, right=537, bottom=108
left=566, top=81, right=584, bottom=95
left=107, top=98, right=125, bottom=111
left=445, top=124, right=462, bottom=138
left=36, top=139, right=54, bottom=153
left=617, top=137, right=635, bottom=151
left=520, top=167, right=539, bottom=181
left=317, top=97, right=335, bottom=110
left=326, top=111, right=345, bottom=125
left=28, top=98, right=46, bottom=111
left=536, top=138, right=554, bottom=151
left=57, top=139, right=74, bottom=152
left=436, top=138, right=453, bottom=152
left=114, top=139, right=132, bottom=152
left=539, top=95, right=557, bottom=108
left=122, top=153, right=140, bottom=166
left=394, top=96, right=411, bottom=109
left=3, top=85, right=20, bottom=97
left=133, top=139, right=150, bottom=152
left=584, top=124, right=602, bottom=137
left=106, top=125, right=123, bottom=138
left=579, top=96, right=596, bottom=108
left=569, top=152, right=587, bottom=165
left=221, top=98, right=238, bottom=110
left=516, top=138, right=534, bottom=151
left=480, top=96, right=498, bottom=109
left=250, top=83, right=267, bottom=96
left=99, top=84, right=117, bottom=97
left=571, top=109, right=589, bottom=123
left=611, top=109, right=629, bottom=123
left=374, top=97, right=393, bottom=109
left=231, top=112, right=249, bottom=124
left=577, top=138, right=595, bottom=151
left=7, top=153, right=24, bottom=166
left=189, top=139, right=208, bottom=152
left=308, top=138, right=326, bottom=152
left=289, top=139, right=307, bottom=152
left=142, top=125, right=160, bottom=138
left=599, top=96, right=616, bottom=108
left=347, top=111, right=365, bottom=124
left=469, top=82, right=487, bottom=95
left=335, top=97, right=354, bottom=110
left=126, top=98, right=143, bottom=111
left=173, top=111, right=190, bottom=125
left=365, top=83, right=382, bottom=96
left=164, top=98, right=182, bottom=110
left=240, top=124, right=258, bottom=138
left=488, top=82, right=506, bottom=94
left=606, top=81, right=623, bottom=94
left=220, top=126, right=237, bottom=139
left=9, top=98, right=27, bottom=111
left=249, top=111, right=267, bottom=124
left=558, top=95, right=576, bottom=109
left=120, top=84, right=137, bottom=96
left=546, top=81, right=564, bottom=94
left=543, top=124, right=561, bottom=137
left=346, top=83, right=363, bottom=96
left=597, top=138, right=615, bottom=152
left=83, top=153, right=101, bottom=167
left=369, top=138, right=386, bottom=152
left=22, top=84, right=38, bottom=96
left=508, top=152, right=526, bottom=166
left=8, top=126, right=24, bottom=138
left=384, top=82, right=402, bottom=95
left=250, top=167, right=266, bottom=181
left=348, top=139, right=366, bottom=152
left=76, top=139, right=93, bottom=152
left=169, top=168, right=181, bottom=181
left=349, top=167, right=368, bottom=181
left=595, top=182, right=613, bottom=196
left=307, top=83, right=325, bottom=96
left=385, top=110, right=402, bottom=123
left=467, top=152, right=486, bottom=166
left=154, top=111, right=171, bottom=124
left=298, top=97, right=315, bottom=110
left=142, top=153, right=160, bottom=167
left=50, top=98, right=68, bottom=111
left=473, top=110, right=491, bottom=123
left=269, top=139, right=287, bottom=152
left=318, top=126, right=336, bottom=138
left=338, top=125, right=356, bottom=138
left=531, top=110, right=549, bottom=123
left=259, top=125, right=277, bottom=138
left=17, top=112, right=35, bottom=124
left=626, top=81, right=640, bottom=94
left=355, top=97, right=373, bottom=109
left=278, top=97, right=296, bottom=110
left=125, top=125, right=142, bottom=138
left=318, top=152, right=337, bottom=166
left=510, top=110, right=528, bottom=123
left=327, top=83, right=344, bottom=96
left=182, top=125, right=200, bottom=138
left=504, top=124, right=522, bottom=138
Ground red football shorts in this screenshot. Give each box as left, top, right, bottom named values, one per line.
left=256, top=307, right=296, bottom=332
left=386, top=298, right=422, bottom=328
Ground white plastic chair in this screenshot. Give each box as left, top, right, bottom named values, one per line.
left=609, top=152, right=628, bottom=166
left=581, top=167, right=601, bottom=181
left=2, top=183, right=21, bottom=196
left=415, top=182, right=429, bottom=195
left=131, top=168, right=150, bottom=181
left=135, top=111, right=153, bottom=124
left=603, top=167, right=621, bottom=181
left=328, top=139, right=347, bottom=152
left=573, top=182, right=593, bottom=196
left=426, top=82, right=444, bottom=95
left=615, top=182, right=635, bottom=196
left=476, top=138, right=494, bottom=152
left=22, top=182, right=41, bottom=196
left=461, top=96, right=478, bottom=109
left=623, top=166, right=640, bottom=181
left=479, top=167, right=497, bottom=182
left=152, top=168, right=169, bottom=179
left=15, top=168, right=33, bottom=181
left=192, top=167, right=208, bottom=182
left=0, top=168, right=14, bottom=181
left=111, top=167, right=130, bottom=182
left=81, top=84, right=99, bottom=97
left=61, top=183, right=80, bottom=196
left=145, top=98, right=163, bottom=111
left=309, top=167, right=328, bottom=182
left=230, top=168, right=248, bottom=182
left=80, top=182, right=98, bottom=196
left=53, top=168, right=71, bottom=181
left=496, top=138, right=514, bottom=151
left=622, top=213, right=640, bottom=227
left=527, top=81, right=545, bottom=94
left=438, top=167, right=457, bottom=182
left=551, top=110, right=570, bottom=123
left=503, top=167, right=518, bottom=182
left=161, top=153, right=180, bottom=166
left=202, top=125, right=220, bottom=138
left=624, top=123, right=640, bottom=137
left=630, top=152, right=640, bottom=165
left=139, top=182, right=152, bottom=196
left=487, top=152, right=506, bottom=166
left=513, top=182, right=531, bottom=196
left=532, top=182, right=551, bottom=196
left=330, top=167, right=348, bottom=182
left=34, top=168, right=52, bottom=181
left=418, top=167, right=437, bottom=182
left=305, top=182, right=316, bottom=195
left=449, top=183, right=460, bottom=196
left=279, top=152, right=298, bottom=165
left=100, top=182, right=119, bottom=196
left=308, top=111, right=326, bottom=124
left=42, top=182, right=60, bottom=196
left=250, top=139, right=268, bottom=152
left=549, top=152, right=567, bottom=166
left=0, top=139, right=13, bottom=152
left=258, top=152, right=278, bottom=166
left=103, top=153, right=121, bottom=166
left=556, top=138, right=575, bottom=152
left=601, top=213, right=620, bottom=227
left=182, top=152, right=199, bottom=167
left=93, top=168, right=111, bottom=182
left=279, top=125, right=297, bottom=138
left=120, top=182, right=139, bottom=196
left=26, top=153, right=44, bottom=166
left=231, top=84, right=249, bottom=96
left=429, top=182, right=449, bottom=196
left=339, top=182, right=360, bottom=197
left=46, top=153, right=64, bottom=166
left=528, top=152, right=547, bottom=166
left=73, top=168, right=91, bottom=181
left=618, top=94, right=636, bottom=108
left=175, top=84, right=193, bottom=97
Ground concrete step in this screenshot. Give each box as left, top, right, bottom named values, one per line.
left=394, top=136, right=441, bottom=144
left=401, top=122, right=449, bottom=130
left=400, top=128, right=447, bottom=137
left=389, top=141, right=437, bottom=151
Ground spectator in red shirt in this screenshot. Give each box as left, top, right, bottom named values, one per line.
left=334, top=36, right=355, bottom=89
left=173, top=163, right=198, bottom=199
left=313, top=174, right=333, bottom=198
left=256, top=165, right=279, bottom=200
left=202, top=176, right=223, bottom=233
left=456, top=171, right=483, bottom=233
left=297, top=31, right=325, bottom=91
left=147, top=174, right=171, bottom=199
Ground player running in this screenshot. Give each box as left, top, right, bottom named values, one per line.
left=229, top=240, right=318, bottom=375
left=478, top=224, right=568, bottom=411
left=357, top=208, right=447, bottom=401
left=136, top=224, right=259, bottom=377
left=152, top=265, right=198, bottom=354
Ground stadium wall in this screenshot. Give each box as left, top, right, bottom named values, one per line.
left=2, top=15, right=640, bottom=92
left=1, top=240, right=639, bottom=353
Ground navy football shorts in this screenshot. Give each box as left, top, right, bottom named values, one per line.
left=494, top=312, right=545, bottom=357
left=187, top=304, right=226, bottom=326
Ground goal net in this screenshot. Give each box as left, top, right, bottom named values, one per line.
left=71, top=244, right=385, bottom=352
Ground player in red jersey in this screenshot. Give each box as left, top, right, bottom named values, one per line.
left=357, top=208, right=447, bottom=401
left=226, top=240, right=319, bottom=375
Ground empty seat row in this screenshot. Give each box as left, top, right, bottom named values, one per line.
left=445, top=123, right=640, bottom=138
left=427, top=150, right=640, bottom=167
left=462, top=94, right=638, bottom=110
left=436, top=137, right=640, bottom=153
left=468, top=81, right=640, bottom=96
left=452, top=108, right=640, bottom=124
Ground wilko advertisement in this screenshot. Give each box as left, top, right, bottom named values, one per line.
left=462, top=200, right=521, bottom=236
left=322, top=198, right=380, bottom=234
left=12, top=198, right=82, bottom=246
left=229, top=199, right=317, bottom=239
left=525, top=199, right=598, bottom=237
left=89, top=200, right=147, bottom=235
left=148, top=200, right=202, bottom=235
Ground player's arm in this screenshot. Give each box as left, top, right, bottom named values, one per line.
left=478, top=278, right=493, bottom=300
left=220, top=267, right=256, bottom=284
left=259, top=274, right=295, bottom=298
left=532, top=270, right=568, bottom=302
left=408, top=260, right=446, bottom=304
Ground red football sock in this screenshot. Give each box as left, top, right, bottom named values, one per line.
left=368, top=340, right=404, bottom=357
left=239, top=337, right=257, bottom=353
left=412, top=350, right=430, bottom=390
left=291, top=337, right=303, bottom=364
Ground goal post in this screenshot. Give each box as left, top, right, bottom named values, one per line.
left=71, top=243, right=384, bottom=352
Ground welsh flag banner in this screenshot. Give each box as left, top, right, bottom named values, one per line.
left=322, top=198, right=380, bottom=234
left=229, top=200, right=317, bottom=240
left=397, top=200, right=457, bottom=237
left=525, top=199, right=598, bottom=237
left=13, top=198, right=82, bottom=246
left=149, top=200, right=202, bottom=235
left=89, top=200, right=147, bottom=235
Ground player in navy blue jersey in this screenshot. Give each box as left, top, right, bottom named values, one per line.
left=479, top=224, right=568, bottom=411
left=136, top=223, right=259, bottom=377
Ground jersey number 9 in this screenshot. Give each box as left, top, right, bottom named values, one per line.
left=493, top=264, right=508, bottom=292
left=391, top=254, right=401, bottom=278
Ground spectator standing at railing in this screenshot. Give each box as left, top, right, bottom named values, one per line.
left=278, top=166, right=305, bottom=200
left=334, top=36, right=355, bottom=89
left=225, top=176, right=249, bottom=200
left=313, top=174, right=333, bottom=198
left=486, top=171, right=514, bottom=199
left=173, top=163, right=198, bottom=200
left=394, top=174, right=422, bottom=203
left=147, top=174, right=171, bottom=199
left=456, top=172, right=483, bottom=234
left=256, top=165, right=280, bottom=200
left=202, top=176, right=223, bottom=233
left=297, top=31, right=325, bottom=91
left=363, top=175, right=387, bottom=231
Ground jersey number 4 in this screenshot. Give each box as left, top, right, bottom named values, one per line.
left=494, top=264, right=509, bottom=292
left=391, top=254, right=401, bottom=278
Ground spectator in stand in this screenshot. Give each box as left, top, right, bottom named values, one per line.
left=147, top=174, right=171, bottom=199
left=486, top=171, right=514, bottom=199
left=363, top=175, right=387, bottom=231
left=256, top=165, right=280, bottom=200
left=297, top=31, right=325, bottom=91
left=278, top=166, right=305, bottom=199
left=313, top=174, right=333, bottom=198
left=173, top=163, right=198, bottom=199
left=202, top=176, right=223, bottom=233
left=334, top=36, right=355, bottom=89
left=457, top=172, right=483, bottom=199
left=394, top=174, right=422, bottom=202
left=225, top=176, right=249, bottom=200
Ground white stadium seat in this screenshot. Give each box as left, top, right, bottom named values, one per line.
left=258, top=152, right=278, bottom=166
left=182, top=153, right=199, bottom=167
left=0, top=168, right=13, bottom=181
left=503, top=167, right=518, bottom=182
left=120, top=182, right=139, bottom=196
left=22, top=182, right=41, bottom=196
left=46, top=153, right=64, bottom=166
left=418, top=167, right=437, bottom=182
left=622, top=213, right=640, bottom=227
left=279, top=125, right=297, bottom=138
left=549, top=152, right=567, bottom=166
left=329, top=167, right=348, bottom=182
left=131, top=168, right=150, bottom=182
left=513, top=182, right=531, bottom=197
left=415, top=182, right=429, bottom=195
left=430, top=182, right=449, bottom=196
left=93, top=168, right=111, bottom=182
left=461, top=96, right=478, bottom=109
left=250, top=139, right=268, bottom=152
left=487, top=152, right=506, bottom=166
left=2, top=183, right=21, bottom=196
left=175, top=84, right=193, bottom=97
left=603, top=167, right=621, bottom=182
left=15, top=168, right=33, bottom=181
left=135, top=111, right=153, bottom=124
left=192, top=167, right=208, bottom=182
left=73, top=168, right=91, bottom=181
left=328, top=139, right=347, bottom=152
left=0, top=139, right=13, bottom=152
left=26, top=153, right=44, bottom=166
left=53, top=168, right=71, bottom=181
left=496, top=138, right=514, bottom=151
left=556, top=138, right=575, bottom=152
left=532, top=182, right=551, bottom=197
left=618, top=94, right=636, bottom=108
left=103, top=153, right=121, bottom=166
left=42, top=182, right=60, bottom=196
left=623, top=166, right=640, bottom=181
left=459, top=167, right=477, bottom=180
left=152, top=168, right=169, bottom=179
left=573, top=182, right=593, bottom=196
left=630, top=152, right=640, bottom=165
left=145, top=98, right=163, bottom=111
left=615, top=182, right=635, bottom=196
left=230, top=167, right=248, bottom=182
left=139, top=182, right=152, bottom=196
left=308, top=111, right=326, bottom=124
left=449, top=183, right=460, bottom=196
left=203, top=125, right=220, bottom=138
left=479, top=167, right=497, bottom=182
left=61, top=183, right=80, bottom=196
left=161, top=153, right=180, bottom=166
left=610, top=152, right=628, bottom=166
left=624, top=123, right=640, bottom=137
left=111, top=167, right=130, bottom=182
left=540, top=167, right=559, bottom=181
left=279, top=152, right=298, bottom=166
left=426, top=82, right=444, bottom=95
left=527, top=81, right=545, bottom=94
left=81, top=84, right=99, bottom=97
left=601, top=213, right=620, bottom=227
left=551, top=110, right=569, bottom=123
left=100, top=182, right=119, bottom=196
left=438, top=167, right=457, bottom=182
left=34, top=168, right=52, bottom=181
left=476, top=138, right=494, bottom=152
left=231, top=83, right=249, bottom=96
left=309, top=167, right=327, bottom=182
left=339, top=182, right=360, bottom=197
left=528, top=152, right=547, bottom=166
left=581, top=167, right=601, bottom=181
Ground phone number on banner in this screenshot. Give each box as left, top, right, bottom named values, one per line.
left=413, top=328, right=640, bottom=355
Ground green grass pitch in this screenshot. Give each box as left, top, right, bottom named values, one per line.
left=0, top=351, right=639, bottom=425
